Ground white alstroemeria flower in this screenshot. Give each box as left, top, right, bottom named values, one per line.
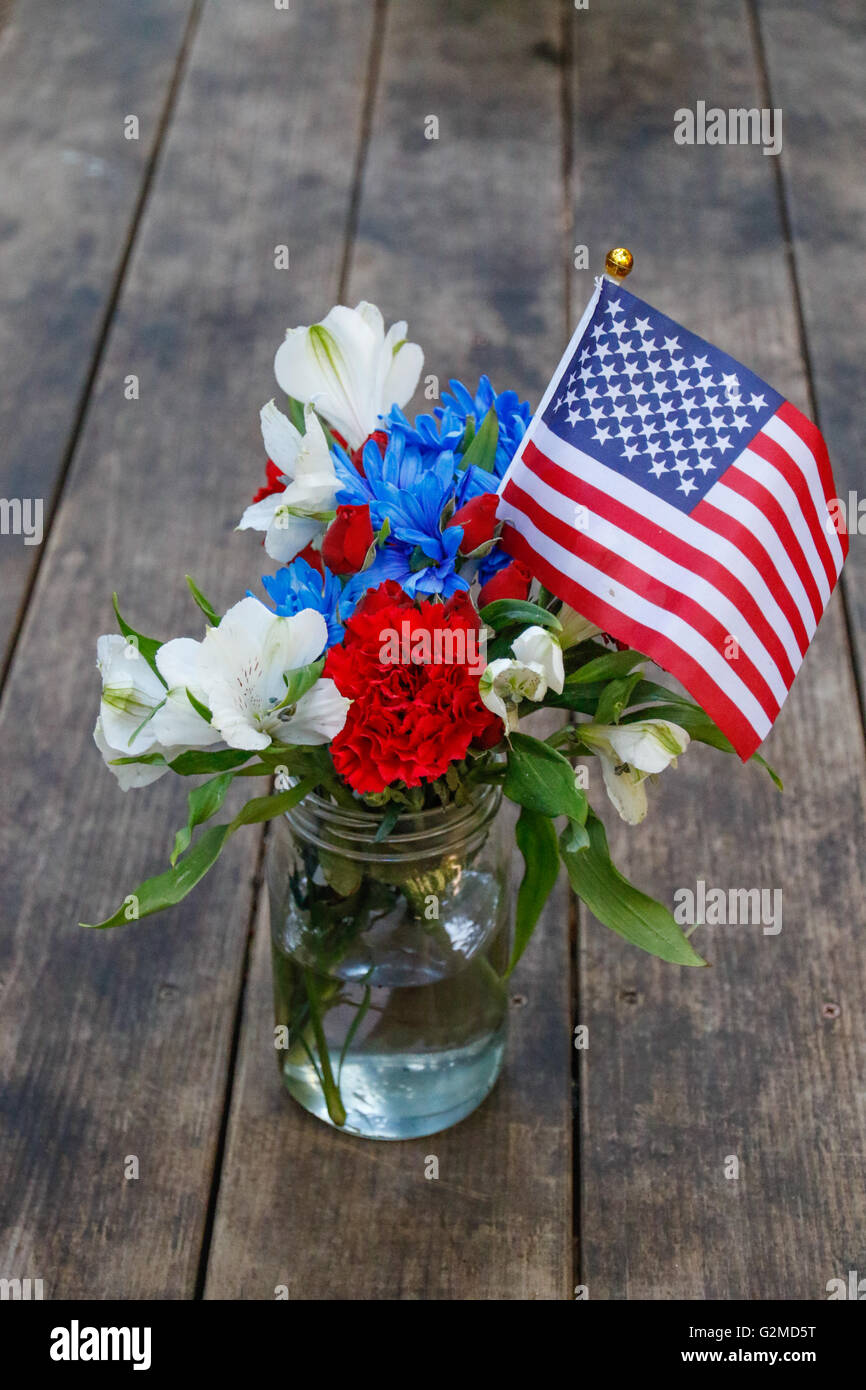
left=557, top=603, right=602, bottom=649
left=96, top=634, right=167, bottom=757
left=580, top=718, right=690, bottom=825
left=238, top=403, right=338, bottom=564
left=94, top=635, right=193, bottom=789
left=194, top=596, right=348, bottom=751
left=479, top=657, right=548, bottom=734
left=154, top=638, right=222, bottom=749
left=511, top=625, right=564, bottom=694
left=273, top=301, right=423, bottom=450
left=93, top=718, right=185, bottom=791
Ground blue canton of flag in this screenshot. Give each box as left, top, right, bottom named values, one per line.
left=543, top=282, right=783, bottom=513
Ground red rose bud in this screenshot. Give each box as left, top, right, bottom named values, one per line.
left=322, top=503, right=375, bottom=574
left=447, top=492, right=500, bottom=554
left=477, top=559, right=533, bottom=607
left=351, top=429, right=389, bottom=477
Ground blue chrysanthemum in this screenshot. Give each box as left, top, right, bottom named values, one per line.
left=259, top=556, right=350, bottom=647
left=324, top=375, right=532, bottom=607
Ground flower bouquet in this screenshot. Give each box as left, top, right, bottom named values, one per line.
left=86, top=297, right=782, bottom=1139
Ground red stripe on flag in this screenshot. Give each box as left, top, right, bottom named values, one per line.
left=519, top=440, right=797, bottom=688
left=721, top=465, right=824, bottom=626
left=691, top=496, right=811, bottom=656
left=776, top=400, right=849, bottom=562
left=500, top=520, right=764, bottom=760
left=503, top=475, right=782, bottom=725
left=747, top=429, right=839, bottom=591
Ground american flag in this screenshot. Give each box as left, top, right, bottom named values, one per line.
left=497, top=278, right=848, bottom=759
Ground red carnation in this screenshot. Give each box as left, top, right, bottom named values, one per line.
left=250, top=459, right=287, bottom=504
left=324, top=581, right=499, bottom=794
left=446, top=492, right=500, bottom=554
left=478, top=559, right=533, bottom=607
left=322, top=504, right=375, bottom=575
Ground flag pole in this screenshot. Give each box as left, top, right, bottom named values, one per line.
left=604, top=246, right=634, bottom=283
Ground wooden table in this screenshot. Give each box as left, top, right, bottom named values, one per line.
left=1, top=0, right=863, bottom=1300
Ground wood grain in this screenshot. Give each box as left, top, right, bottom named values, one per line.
left=568, top=0, right=866, bottom=1299
left=0, top=0, right=374, bottom=1298
left=754, top=0, right=866, bottom=691
left=0, top=0, right=199, bottom=667
left=204, top=0, right=573, bottom=1301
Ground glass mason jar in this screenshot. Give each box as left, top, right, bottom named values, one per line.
left=267, top=783, right=510, bottom=1140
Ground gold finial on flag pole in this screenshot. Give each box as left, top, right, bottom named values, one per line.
left=604, top=247, right=634, bottom=280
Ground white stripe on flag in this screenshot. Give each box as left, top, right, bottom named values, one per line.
left=735, top=444, right=831, bottom=604
left=708, top=481, right=818, bottom=640
left=518, top=420, right=806, bottom=673
left=508, top=464, right=789, bottom=706
left=496, top=494, right=775, bottom=741
left=762, top=411, right=845, bottom=573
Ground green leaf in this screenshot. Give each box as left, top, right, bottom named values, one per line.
left=505, top=808, right=560, bottom=977
left=185, top=575, right=220, bottom=626
left=286, top=396, right=307, bottom=433
left=480, top=599, right=562, bottom=633
left=171, top=771, right=235, bottom=866
left=594, top=672, right=643, bottom=725
left=458, top=404, right=499, bottom=472
left=228, top=777, right=316, bottom=830
left=560, top=817, right=590, bottom=854
left=128, top=697, right=166, bottom=747
left=560, top=811, right=707, bottom=966
left=81, top=823, right=232, bottom=929
left=83, top=776, right=317, bottom=930
left=279, top=658, right=325, bottom=708
left=373, top=802, right=402, bottom=843
left=185, top=687, right=213, bottom=724
left=503, top=732, right=588, bottom=822
left=112, top=593, right=165, bottom=685
left=109, top=751, right=167, bottom=768
left=459, top=416, right=476, bottom=452
left=338, top=983, right=372, bottom=1083
left=565, top=649, right=645, bottom=686
left=168, top=748, right=253, bottom=776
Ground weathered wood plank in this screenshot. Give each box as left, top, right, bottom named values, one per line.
left=569, top=0, right=866, bottom=1298
left=0, top=0, right=199, bottom=668
left=0, top=0, right=374, bottom=1298
left=754, top=0, right=866, bottom=681
left=204, top=0, right=573, bottom=1301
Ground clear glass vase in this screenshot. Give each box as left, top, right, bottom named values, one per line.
left=267, top=784, right=510, bottom=1140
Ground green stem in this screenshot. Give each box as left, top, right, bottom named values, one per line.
left=303, top=968, right=347, bottom=1127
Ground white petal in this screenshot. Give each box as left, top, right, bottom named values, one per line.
left=274, top=308, right=377, bottom=447
left=205, top=696, right=272, bottom=751
left=93, top=719, right=169, bottom=790
left=264, top=512, right=323, bottom=563
left=606, top=720, right=690, bottom=774
left=354, top=301, right=386, bottom=342
left=276, top=608, right=329, bottom=670
left=600, top=754, right=648, bottom=825
left=382, top=339, right=424, bottom=412
left=276, top=679, right=350, bottom=745
left=155, top=637, right=203, bottom=691
left=511, top=626, right=564, bottom=694
left=154, top=690, right=221, bottom=749
left=238, top=493, right=285, bottom=533
left=558, top=604, right=603, bottom=649
left=260, top=399, right=302, bottom=475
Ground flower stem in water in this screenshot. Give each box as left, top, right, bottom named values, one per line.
left=303, top=968, right=347, bottom=1127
